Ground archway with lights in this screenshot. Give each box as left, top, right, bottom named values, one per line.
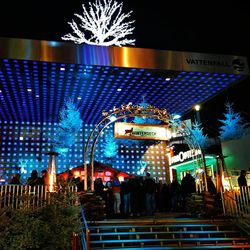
left=84, top=103, right=207, bottom=191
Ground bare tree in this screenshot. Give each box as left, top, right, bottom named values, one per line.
left=61, top=0, right=135, bottom=46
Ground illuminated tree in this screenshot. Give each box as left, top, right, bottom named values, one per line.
left=186, top=121, right=209, bottom=149
left=103, top=132, right=118, bottom=160
left=53, top=100, right=83, bottom=155
left=133, top=99, right=160, bottom=125
left=219, top=102, right=248, bottom=141
left=117, top=98, right=160, bottom=147
left=61, top=0, right=135, bottom=46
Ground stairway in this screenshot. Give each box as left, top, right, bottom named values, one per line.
left=88, top=216, right=250, bottom=249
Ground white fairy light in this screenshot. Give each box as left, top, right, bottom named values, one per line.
left=61, top=0, right=135, bottom=46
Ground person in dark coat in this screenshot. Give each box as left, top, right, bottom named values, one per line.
left=104, top=181, right=114, bottom=218
left=181, top=172, right=196, bottom=211
left=238, top=170, right=247, bottom=187
left=144, top=172, right=156, bottom=215
left=94, top=178, right=105, bottom=199
left=27, top=170, right=42, bottom=186
left=9, top=173, right=21, bottom=184
left=237, top=170, right=249, bottom=207
left=206, top=176, right=217, bottom=195
left=170, top=177, right=182, bottom=211
left=121, top=177, right=132, bottom=216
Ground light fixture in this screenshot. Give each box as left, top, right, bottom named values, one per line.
left=173, top=114, right=181, bottom=120
left=165, top=77, right=171, bottom=81
left=109, top=115, right=117, bottom=122
left=194, top=104, right=201, bottom=111
left=117, top=88, right=122, bottom=91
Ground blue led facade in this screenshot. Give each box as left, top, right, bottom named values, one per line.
left=0, top=121, right=168, bottom=184
left=0, top=54, right=247, bottom=185
left=0, top=59, right=243, bottom=125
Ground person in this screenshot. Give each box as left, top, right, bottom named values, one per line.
left=121, top=177, right=132, bottom=216
left=76, top=178, right=85, bottom=192
left=27, top=170, right=42, bottom=186
left=206, top=176, right=217, bottom=195
left=237, top=170, right=249, bottom=211
left=67, top=170, right=76, bottom=184
left=94, top=178, right=105, bottom=200
left=41, top=169, right=48, bottom=185
left=143, top=172, right=156, bottom=215
left=9, top=173, right=21, bottom=184
left=169, top=177, right=182, bottom=211
left=238, top=170, right=247, bottom=187
left=104, top=181, right=114, bottom=217
left=130, top=176, right=144, bottom=217
left=112, top=173, right=121, bottom=215
left=181, top=172, right=196, bottom=211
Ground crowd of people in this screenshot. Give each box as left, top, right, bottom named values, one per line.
left=8, top=169, right=85, bottom=189
left=94, top=172, right=199, bottom=218
left=9, top=169, right=48, bottom=186
left=8, top=168, right=248, bottom=218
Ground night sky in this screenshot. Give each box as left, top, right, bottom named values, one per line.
left=0, top=0, right=249, bottom=136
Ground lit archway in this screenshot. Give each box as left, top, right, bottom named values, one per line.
left=84, top=103, right=207, bottom=191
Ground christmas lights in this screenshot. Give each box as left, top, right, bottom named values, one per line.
left=62, top=0, right=135, bottom=46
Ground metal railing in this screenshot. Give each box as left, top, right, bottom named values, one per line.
left=222, top=186, right=250, bottom=217
left=79, top=205, right=90, bottom=250
left=221, top=186, right=250, bottom=232
left=0, top=184, right=77, bottom=209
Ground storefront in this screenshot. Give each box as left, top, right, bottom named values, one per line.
left=168, top=148, right=217, bottom=183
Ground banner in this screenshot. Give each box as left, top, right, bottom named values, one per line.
left=114, top=122, right=171, bottom=141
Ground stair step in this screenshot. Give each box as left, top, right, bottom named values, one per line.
left=90, top=223, right=231, bottom=229
left=89, top=218, right=250, bottom=249
left=92, top=245, right=250, bottom=250
left=91, top=237, right=250, bottom=245
left=91, top=230, right=239, bottom=236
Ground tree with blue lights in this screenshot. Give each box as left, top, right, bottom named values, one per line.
left=103, top=132, right=118, bottom=161
left=53, top=99, right=83, bottom=155
left=219, top=102, right=248, bottom=141
left=186, top=121, right=209, bottom=149
left=133, top=98, right=160, bottom=125
left=117, top=98, right=160, bottom=147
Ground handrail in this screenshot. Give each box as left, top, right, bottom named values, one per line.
left=0, top=184, right=78, bottom=209
left=79, top=205, right=90, bottom=250
left=222, top=186, right=250, bottom=219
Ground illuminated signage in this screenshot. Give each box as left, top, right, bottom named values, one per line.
left=184, top=54, right=249, bottom=74
left=114, top=122, right=171, bottom=141
left=169, top=149, right=202, bottom=165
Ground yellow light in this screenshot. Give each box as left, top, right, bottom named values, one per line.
left=194, top=104, right=201, bottom=111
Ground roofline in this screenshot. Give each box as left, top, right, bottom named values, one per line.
left=0, top=37, right=249, bottom=74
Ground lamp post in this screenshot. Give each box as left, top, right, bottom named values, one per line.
left=194, top=104, right=201, bottom=124
left=193, top=104, right=208, bottom=191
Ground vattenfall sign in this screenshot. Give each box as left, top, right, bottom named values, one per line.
left=183, top=52, right=249, bottom=74
left=114, top=122, right=171, bottom=141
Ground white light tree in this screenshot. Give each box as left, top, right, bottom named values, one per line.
left=103, top=132, right=118, bottom=162
left=186, top=121, right=209, bottom=149
left=219, top=102, right=248, bottom=141
left=53, top=99, right=83, bottom=156
left=61, top=0, right=135, bottom=46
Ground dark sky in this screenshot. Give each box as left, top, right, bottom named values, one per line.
left=0, top=0, right=249, bottom=136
